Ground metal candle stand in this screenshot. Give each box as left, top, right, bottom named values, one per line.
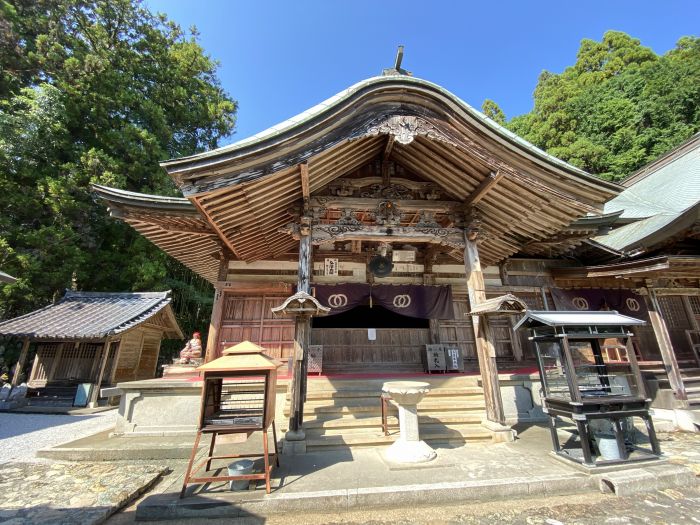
left=180, top=341, right=281, bottom=497
left=515, top=310, right=662, bottom=467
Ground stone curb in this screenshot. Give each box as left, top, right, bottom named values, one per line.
left=597, top=464, right=698, bottom=497
left=36, top=445, right=195, bottom=461
left=136, top=473, right=596, bottom=521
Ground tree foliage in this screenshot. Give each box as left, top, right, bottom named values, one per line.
left=0, top=0, right=237, bottom=345
left=498, top=31, right=700, bottom=181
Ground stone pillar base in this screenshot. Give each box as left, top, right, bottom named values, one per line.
left=282, top=438, right=307, bottom=455
left=385, top=439, right=436, bottom=463
left=482, top=419, right=515, bottom=443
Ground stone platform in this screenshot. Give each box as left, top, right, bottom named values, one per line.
left=132, top=424, right=698, bottom=521
left=113, top=378, right=202, bottom=437
left=0, top=462, right=166, bottom=525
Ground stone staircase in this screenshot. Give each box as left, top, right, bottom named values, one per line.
left=682, top=368, right=700, bottom=406
left=639, top=360, right=700, bottom=407
left=282, top=375, right=492, bottom=451
left=26, top=385, right=77, bottom=407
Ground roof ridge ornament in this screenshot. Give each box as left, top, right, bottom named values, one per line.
left=365, top=115, right=456, bottom=147
left=382, top=45, right=412, bottom=77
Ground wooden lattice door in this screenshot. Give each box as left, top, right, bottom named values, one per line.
left=217, top=294, right=295, bottom=364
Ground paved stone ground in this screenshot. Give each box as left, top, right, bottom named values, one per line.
left=105, top=430, right=700, bottom=524
left=657, top=431, right=700, bottom=475
left=0, top=411, right=117, bottom=463
left=0, top=462, right=167, bottom=525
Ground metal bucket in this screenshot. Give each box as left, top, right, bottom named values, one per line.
left=227, top=459, right=255, bottom=490
left=596, top=434, right=622, bottom=461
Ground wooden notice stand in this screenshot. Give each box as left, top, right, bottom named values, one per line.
left=180, top=341, right=281, bottom=497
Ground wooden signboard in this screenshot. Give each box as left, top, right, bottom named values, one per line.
left=444, top=346, right=465, bottom=372
left=424, top=344, right=446, bottom=373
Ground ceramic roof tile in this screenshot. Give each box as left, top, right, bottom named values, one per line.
left=595, top=136, right=700, bottom=252
left=0, top=290, right=179, bottom=339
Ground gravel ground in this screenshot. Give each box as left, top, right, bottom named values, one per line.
left=0, top=410, right=117, bottom=463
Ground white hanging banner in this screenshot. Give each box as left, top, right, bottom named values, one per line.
left=324, top=258, right=339, bottom=276
left=367, top=328, right=376, bottom=341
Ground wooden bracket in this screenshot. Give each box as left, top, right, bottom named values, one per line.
left=464, top=171, right=504, bottom=207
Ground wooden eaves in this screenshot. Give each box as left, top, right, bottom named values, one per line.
left=95, top=75, right=623, bottom=279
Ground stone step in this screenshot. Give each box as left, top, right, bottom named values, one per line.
left=303, top=376, right=481, bottom=391
left=288, top=387, right=484, bottom=401
left=287, top=404, right=487, bottom=419
left=305, top=420, right=485, bottom=438
left=286, top=397, right=486, bottom=413
left=284, top=413, right=485, bottom=431
left=305, top=427, right=493, bottom=450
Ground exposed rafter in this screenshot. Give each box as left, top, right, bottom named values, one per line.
left=464, top=171, right=504, bottom=206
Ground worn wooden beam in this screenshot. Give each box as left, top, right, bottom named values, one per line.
left=423, top=247, right=441, bottom=344
left=284, top=224, right=465, bottom=251
left=11, top=337, right=30, bottom=386
left=107, top=340, right=123, bottom=386
left=190, top=196, right=242, bottom=261
left=310, top=196, right=460, bottom=214
left=89, top=338, right=113, bottom=408
left=46, top=343, right=65, bottom=384
left=383, top=136, right=396, bottom=161
left=205, top=256, right=230, bottom=362
left=464, top=171, right=504, bottom=207
left=161, top=225, right=219, bottom=237
left=300, top=163, right=310, bottom=205
left=645, top=289, right=688, bottom=405
left=464, top=233, right=506, bottom=426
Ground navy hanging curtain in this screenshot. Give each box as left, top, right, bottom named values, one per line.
left=312, top=284, right=454, bottom=320
left=550, top=288, right=649, bottom=321
left=312, top=283, right=371, bottom=315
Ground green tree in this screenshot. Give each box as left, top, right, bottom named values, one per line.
left=508, top=31, right=700, bottom=180
left=0, top=0, right=236, bottom=345
left=481, top=99, right=506, bottom=126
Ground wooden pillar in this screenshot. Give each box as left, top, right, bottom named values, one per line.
left=89, top=338, right=112, bottom=408
left=288, top=219, right=312, bottom=437
left=47, top=342, right=65, bottom=383
left=108, top=340, right=122, bottom=385
left=464, top=235, right=506, bottom=425
left=423, top=248, right=441, bottom=344
left=646, top=288, right=687, bottom=404
left=11, top=337, right=30, bottom=386
left=205, top=256, right=230, bottom=362
left=509, top=322, right=524, bottom=361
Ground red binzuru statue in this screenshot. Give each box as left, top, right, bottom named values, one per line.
left=179, top=332, right=203, bottom=364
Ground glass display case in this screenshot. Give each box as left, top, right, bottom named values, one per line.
left=514, top=311, right=661, bottom=467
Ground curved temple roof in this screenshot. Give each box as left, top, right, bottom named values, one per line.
left=96, top=74, right=622, bottom=278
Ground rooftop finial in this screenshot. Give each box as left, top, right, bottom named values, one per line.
left=382, top=45, right=412, bottom=77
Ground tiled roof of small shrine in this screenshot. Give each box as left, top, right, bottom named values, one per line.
left=0, top=290, right=183, bottom=340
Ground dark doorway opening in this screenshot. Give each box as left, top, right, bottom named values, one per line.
left=312, top=305, right=429, bottom=329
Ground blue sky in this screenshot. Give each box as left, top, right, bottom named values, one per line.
left=145, top=0, right=699, bottom=145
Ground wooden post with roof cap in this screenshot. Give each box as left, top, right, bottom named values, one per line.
left=462, top=211, right=512, bottom=441
left=286, top=164, right=313, bottom=444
